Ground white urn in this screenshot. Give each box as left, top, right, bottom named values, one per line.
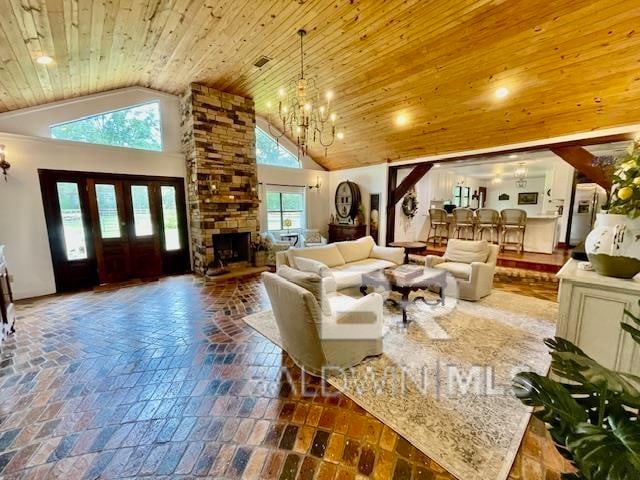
left=585, top=213, right=640, bottom=278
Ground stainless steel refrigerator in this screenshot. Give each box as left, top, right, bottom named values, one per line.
left=568, top=183, right=607, bottom=247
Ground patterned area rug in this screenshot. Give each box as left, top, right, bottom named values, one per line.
left=243, top=289, right=557, bottom=480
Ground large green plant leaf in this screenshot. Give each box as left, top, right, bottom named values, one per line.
left=551, top=352, right=640, bottom=407
left=513, top=372, right=587, bottom=444
left=545, top=337, right=590, bottom=357
left=567, top=413, right=640, bottom=480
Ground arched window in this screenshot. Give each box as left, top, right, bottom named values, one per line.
left=255, top=127, right=300, bottom=168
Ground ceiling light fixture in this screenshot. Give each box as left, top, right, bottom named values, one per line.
left=514, top=162, right=528, bottom=188
left=395, top=114, right=407, bottom=127
left=495, top=87, right=509, bottom=99
left=36, top=55, right=53, bottom=65
left=509, top=154, right=518, bottom=159
left=336, top=132, right=344, bottom=140
left=265, top=29, right=338, bottom=158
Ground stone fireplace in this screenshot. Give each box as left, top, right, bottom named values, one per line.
left=181, top=83, right=259, bottom=275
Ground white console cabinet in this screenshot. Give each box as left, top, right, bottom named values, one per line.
left=557, top=259, right=640, bottom=375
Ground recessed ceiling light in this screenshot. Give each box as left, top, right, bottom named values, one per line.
left=395, top=114, right=407, bottom=126
left=509, top=154, right=518, bottom=159
left=495, top=87, right=509, bottom=99
left=36, top=55, right=53, bottom=65
left=336, top=132, right=344, bottom=140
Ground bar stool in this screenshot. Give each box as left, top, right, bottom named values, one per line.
left=452, top=208, right=475, bottom=240
left=475, top=208, right=500, bottom=244
left=427, top=208, right=450, bottom=246
left=500, top=209, right=527, bottom=254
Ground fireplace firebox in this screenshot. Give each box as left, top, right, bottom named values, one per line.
left=211, top=232, right=251, bottom=266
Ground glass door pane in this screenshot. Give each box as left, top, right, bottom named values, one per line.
left=160, top=186, right=180, bottom=250
left=56, top=182, right=88, bottom=260
left=95, top=184, right=121, bottom=238
left=130, top=185, right=153, bottom=236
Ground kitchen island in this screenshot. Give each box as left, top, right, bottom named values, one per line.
left=426, top=212, right=560, bottom=254
left=521, top=215, right=561, bottom=254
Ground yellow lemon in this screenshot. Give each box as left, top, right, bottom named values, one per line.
left=618, top=186, right=634, bottom=201
left=633, top=177, right=640, bottom=186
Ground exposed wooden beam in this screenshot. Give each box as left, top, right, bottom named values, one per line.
left=392, top=163, right=433, bottom=205
left=385, top=168, right=398, bottom=245
left=550, top=146, right=611, bottom=190
left=386, top=163, right=433, bottom=244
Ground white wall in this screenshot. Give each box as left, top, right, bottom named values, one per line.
left=0, top=87, right=182, bottom=154
left=328, top=164, right=388, bottom=244
left=394, top=168, right=430, bottom=242
left=257, top=165, right=330, bottom=235
left=0, top=133, right=186, bottom=300
left=485, top=177, right=546, bottom=215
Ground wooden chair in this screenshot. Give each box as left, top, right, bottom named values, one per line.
left=453, top=208, right=475, bottom=240
left=427, top=208, right=449, bottom=246
left=475, top=208, right=500, bottom=244
left=500, top=209, right=527, bottom=254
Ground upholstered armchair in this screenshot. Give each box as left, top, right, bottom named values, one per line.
left=261, top=232, right=290, bottom=267
left=300, top=229, right=327, bottom=247
left=424, top=239, right=498, bottom=301
left=262, top=266, right=383, bottom=376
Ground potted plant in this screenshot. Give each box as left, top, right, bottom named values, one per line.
left=585, top=139, right=640, bottom=278
left=513, top=305, right=640, bottom=480
left=252, top=236, right=268, bottom=267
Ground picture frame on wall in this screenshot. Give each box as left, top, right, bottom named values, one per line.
left=518, top=192, right=539, bottom=205
left=369, top=193, right=380, bottom=245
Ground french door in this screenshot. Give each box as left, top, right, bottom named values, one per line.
left=40, top=170, right=189, bottom=292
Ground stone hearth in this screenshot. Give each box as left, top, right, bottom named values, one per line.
left=181, top=83, right=259, bottom=275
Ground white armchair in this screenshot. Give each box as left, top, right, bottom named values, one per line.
left=299, top=229, right=327, bottom=247
left=262, top=267, right=383, bottom=376
left=425, top=239, right=498, bottom=301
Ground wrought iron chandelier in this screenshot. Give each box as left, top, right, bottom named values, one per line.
left=266, top=29, right=340, bottom=158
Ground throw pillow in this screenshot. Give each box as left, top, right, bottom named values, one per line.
left=305, top=230, right=322, bottom=243
left=277, top=265, right=331, bottom=316
left=294, top=257, right=337, bottom=294
left=444, top=239, right=490, bottom=263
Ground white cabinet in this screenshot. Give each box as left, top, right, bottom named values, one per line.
left=557, top=260, right=640, bottom=375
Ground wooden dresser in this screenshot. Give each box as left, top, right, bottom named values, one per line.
left=328, top=224, right=367, bottom=243
left=0, top=246, right=15, bottom=345
left=557, top=259, right=640, bottom=375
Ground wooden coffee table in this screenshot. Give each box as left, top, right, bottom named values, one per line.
left=388, top=241, right=427, bottom=264
left=359, top=266, right=446, bottom=325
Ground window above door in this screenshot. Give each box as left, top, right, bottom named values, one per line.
left=49, top=102, right=162, bottom=152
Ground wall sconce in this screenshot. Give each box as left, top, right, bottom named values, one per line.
left=308, top=176, right=321, bottom=190
left=0, top=145, right=9, bottom=181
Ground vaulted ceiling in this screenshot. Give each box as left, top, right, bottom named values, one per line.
left=1, top=0, right=639, bottom=170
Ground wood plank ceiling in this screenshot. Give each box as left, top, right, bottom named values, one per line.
left=0, top=0, right=639, bottom=170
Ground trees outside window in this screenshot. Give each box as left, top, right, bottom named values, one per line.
left=256, top=127, right=300, bottom=168
left=50, top=102, right=162, bottom=152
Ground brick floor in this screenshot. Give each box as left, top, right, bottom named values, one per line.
left=0, top=273, right=570, bottom=479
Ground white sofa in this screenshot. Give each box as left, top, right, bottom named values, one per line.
left=276, top=236, right=405, bottom=290
left=262, top=264, right=384, bottom=375
left=424, top=239, right=498, bottom=301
